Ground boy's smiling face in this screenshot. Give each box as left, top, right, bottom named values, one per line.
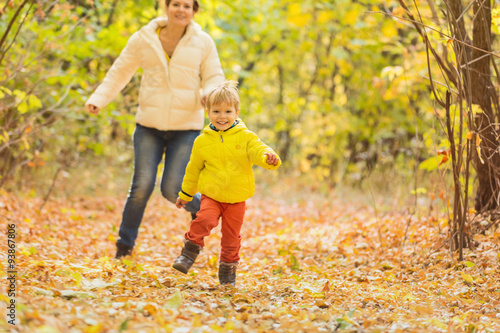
left=207, top=102, right=240, bottom=131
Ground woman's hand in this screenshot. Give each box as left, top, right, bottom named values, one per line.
left=176, top=197, right=188, bottom=209
left=86, top=104, right=100, bottom=115
left=264, top=153, right=280, bottom=166
left=201, top=95, right=207, bottom=107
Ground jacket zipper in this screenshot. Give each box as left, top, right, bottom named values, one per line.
left=219, top=133, right=226, bottom=201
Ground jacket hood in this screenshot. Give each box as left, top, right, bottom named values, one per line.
left=203, top=119, right=247, bottom=135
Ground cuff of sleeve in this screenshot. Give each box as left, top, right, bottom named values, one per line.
left=178, top=191, right=194, bottom=202
left=86, top=95, right=105, bottom=109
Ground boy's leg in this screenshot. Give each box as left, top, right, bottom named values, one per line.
left=117, top=124, right=164, bottom=256
left=219, top=201, right=246, bottom=285
left=185, top=195, right=222, bottom=247
left=173, top=195, right=221, bottom=274
left=219, top=201, right=246, bottom=263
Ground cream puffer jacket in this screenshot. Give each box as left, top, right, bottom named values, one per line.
left=179, top=120, right=281, bottom=204
left=86, top=17, right=225, bottom=131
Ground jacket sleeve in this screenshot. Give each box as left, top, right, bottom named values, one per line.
left=86, top=32, right=142, bottom=108
left=178, top=139, right=205, bottom=202
left=200, top=35, right=225, bottom=97
left=246, top=131, right=281, bottom=170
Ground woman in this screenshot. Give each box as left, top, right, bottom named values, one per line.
left=86, top=0, right=225, bottom=258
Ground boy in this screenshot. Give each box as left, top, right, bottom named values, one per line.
left=172, top=80, right=281, bottom=285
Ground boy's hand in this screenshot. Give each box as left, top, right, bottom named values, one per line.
left=176, top=197, right=188, bottom=209
left=264, top=153, right=280, bottom=166
left=86, top=104, right=100, bottom=115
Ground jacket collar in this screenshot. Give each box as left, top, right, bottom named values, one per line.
left=209, top=119, right=240, bottom=132
left=205, top=119, right=246, bottom=134
left=139, top=17, right=201, bottom=69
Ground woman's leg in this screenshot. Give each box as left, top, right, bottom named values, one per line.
left=160, top=130, right=201, bottom=217
left=117, top=124, right=164, bottom=247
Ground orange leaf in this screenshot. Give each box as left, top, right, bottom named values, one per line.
left=438, top=155, right=449, bottom=166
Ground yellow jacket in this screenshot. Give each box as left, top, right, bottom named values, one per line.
left=179, top=120, right=281, bottom=203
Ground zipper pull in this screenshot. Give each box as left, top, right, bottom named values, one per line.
left=220, top=135, right=223, bottom=143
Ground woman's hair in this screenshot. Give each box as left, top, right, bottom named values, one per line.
left=205, top=80, right=240, bottom=111
left=165, top=0, right=200, bottom=12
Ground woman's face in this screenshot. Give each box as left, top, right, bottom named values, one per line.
left=166, top=0, right=196, bottom=27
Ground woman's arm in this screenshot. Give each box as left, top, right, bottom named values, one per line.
left=86, top=33, right=142, bottom=111
left=199, top=36, right=225, bottom=98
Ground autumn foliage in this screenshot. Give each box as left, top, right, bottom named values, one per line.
left=1, top=186, right=499, bottom=332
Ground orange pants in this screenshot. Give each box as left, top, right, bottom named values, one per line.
left=185, top=195, right=246, bottom=263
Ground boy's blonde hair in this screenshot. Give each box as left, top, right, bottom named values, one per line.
left=205, top=80, right=240, bottom=111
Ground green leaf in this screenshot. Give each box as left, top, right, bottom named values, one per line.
left=278, top=249, right=288, bottom=256
left=290, top=254, right=300, bottom=271
left=29, top=94, right=42, bottom=110
left=419, top=156, right=438, bottom=171
left=164, top=289, right=183, bottom=309
left=464, top=261, right=475, bottom=268
left=119, top=318, right=132, bottom=332
left=60, top=290, right=94, bottom=299
left=18, top=102, right=29, bottom=114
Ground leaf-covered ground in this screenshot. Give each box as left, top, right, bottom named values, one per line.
left=1, top=189, right=499, bottom=332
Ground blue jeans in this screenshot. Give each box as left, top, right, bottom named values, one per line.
left=118, top=124, right=201, bottom=247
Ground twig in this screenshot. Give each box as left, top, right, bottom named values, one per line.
left=368, top=10, right=500, bottom=59
left=39, top=166, right=62, bottom=212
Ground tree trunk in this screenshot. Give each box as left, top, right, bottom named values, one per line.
left=469, top=0, right=500, bottom=211
left=447, top=0, right=499, bottom=211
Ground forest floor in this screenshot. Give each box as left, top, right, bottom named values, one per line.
left=0, top=187, right=499, bottom=332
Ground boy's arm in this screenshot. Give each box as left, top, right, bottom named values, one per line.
left=247, top=132, right=281, bottom=170
left=178, top=140, right=205, bottom=202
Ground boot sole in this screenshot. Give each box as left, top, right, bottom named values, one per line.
left=172, top=263, right=189, bottom=274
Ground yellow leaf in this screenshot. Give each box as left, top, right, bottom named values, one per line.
left=143, top=304, right=157, bottom=316
left=192, top=315, right=202, bottom=327
left=392, top=7, right=407, bottom=17
left=209, top=255, right=218, bottom=269
left=224, top=320, right=235, bottom=330
left=466, top=132, right=473, bottom=140
left=427, top=318, right=448, bottom=329
left=287, top=3, right=311, bottom=27
left=288, top=13, right=311, bottom=27
left=342, top=8, right=359, bottom=26
left=71, top=271, right=83, bottom=287
left=98, top=256, right=110, bottom=262
left=381, top=21, right=398, bottom=37
left=461, top=272, right=474, bottom=284
left=476, top=134, right=484, bottom=164
left=84, top=324, right=103, bottom=333
left=318, top=11, right=333, bottom=24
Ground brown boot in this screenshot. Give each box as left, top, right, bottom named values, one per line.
left=219, top=261, right=238, bottom=286
left=172, top=240, right=202, bottom=274
left=115, top=242, right=133, bottom=259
